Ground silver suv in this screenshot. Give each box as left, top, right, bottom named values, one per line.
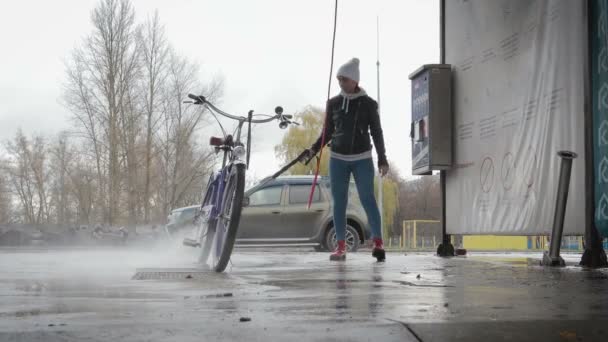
left=238, top=176, right=370, bottom=251
left=166, top=176, right=370, bottom=252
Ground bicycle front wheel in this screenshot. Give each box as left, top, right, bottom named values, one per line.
left=198, top=174, right=217, bottom=265
left=210, top=163, right=246, bottom=272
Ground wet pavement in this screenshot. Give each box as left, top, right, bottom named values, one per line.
left=1, top=244, right=608, bottom=341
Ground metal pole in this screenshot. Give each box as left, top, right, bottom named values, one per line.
left=410, top=224, right=413, bottom=249
left=376, top=16, right=384, bottom=242
left=414, top=221, right=417, bottom=249
left=437, top=1, right=454, bottom=257
left=402, top=221, right=405, bottom=249
left=543, top=151, right=577, bottom=266
left=438, top=170, right=454, bottom=256
left=406, top=223, right=409, bottom=248
left=441, top=171, right=448, bottom=247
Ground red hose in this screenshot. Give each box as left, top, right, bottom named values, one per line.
left=307, top=113, right=328, bottom=209
left=308, top=0, right=338, bottom=209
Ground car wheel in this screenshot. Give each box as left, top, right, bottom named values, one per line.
left=325, top=225, right=360, bottom=252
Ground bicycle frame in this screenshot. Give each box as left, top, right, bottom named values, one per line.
left=195, top=112, right=251, bottom=246
left=211, top=110, right=251, bottom=213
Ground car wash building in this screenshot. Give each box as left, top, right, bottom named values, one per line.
left=413, top=0, right=608, bottom=266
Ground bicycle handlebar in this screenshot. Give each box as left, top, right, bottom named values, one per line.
left=187, top=93, right=293, bottom=125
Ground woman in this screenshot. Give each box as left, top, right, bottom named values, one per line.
left=303, top=57, right=389, bottom=262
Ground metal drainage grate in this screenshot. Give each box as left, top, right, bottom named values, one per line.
left=132, top=268, right=211, bottom=280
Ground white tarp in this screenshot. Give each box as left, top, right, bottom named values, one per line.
left=445, top=0, right=586, bottom=235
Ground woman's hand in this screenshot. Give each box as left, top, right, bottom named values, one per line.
left=379, top=163, right=389, bottom=177
left=299, top=148, right=316, bottom=164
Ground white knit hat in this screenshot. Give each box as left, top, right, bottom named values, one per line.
left=336, top=58, right=360, bottom=83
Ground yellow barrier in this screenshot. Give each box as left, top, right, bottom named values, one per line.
left=463, top=235, right=528, bottom=250
left=395, top=220, right=583, bottom=251
left=401, top=220, right=441, bottom=249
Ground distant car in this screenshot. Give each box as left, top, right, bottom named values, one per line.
left=91, top=225, right=128, bottom=244
left=166, top=205, right=199, bottom=237
left=237, top=176, right=370, bottom=252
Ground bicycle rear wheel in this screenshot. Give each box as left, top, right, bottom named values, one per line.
left=209, top=163, right=246, bottom=272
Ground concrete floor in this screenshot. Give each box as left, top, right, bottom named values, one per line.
left=1, top=244, right=608, bottom=341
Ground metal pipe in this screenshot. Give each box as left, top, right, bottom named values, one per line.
left=402, top=221, right=405, bottom=249
left=376, top=16, right=384, bottom=243
left=437, top=170, right=454, bottom=256
left=545, top=151, right=577, bottom=266
left=441, top=170, right=450, bottom=247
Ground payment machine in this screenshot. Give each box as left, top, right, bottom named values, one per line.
left=408, top=64, right=452, bottom=175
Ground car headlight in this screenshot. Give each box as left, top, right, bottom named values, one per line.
left=233, top=145, right=246, bottom=160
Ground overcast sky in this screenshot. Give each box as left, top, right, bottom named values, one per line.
left=0, top=0, right=439, bottom=180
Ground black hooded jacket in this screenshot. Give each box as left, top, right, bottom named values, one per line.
left=311, top=92, right=388, bottom=167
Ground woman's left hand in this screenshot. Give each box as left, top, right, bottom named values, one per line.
left=379, top=164, right=389, bottom=177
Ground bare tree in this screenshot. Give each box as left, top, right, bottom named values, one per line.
left=63, top=0, right=140, bottom=226
left=157, top=52, right=222, bottom=214
left=30, top=136, right=51, bottom=223
left=5, top=131, right=51, bottom=224
left=69, top=150, right=98, bottom=225
left=0, top=163, right=12, bottom=224
left=49, top=133, right=74, bottom=225
left=60, top=0, right=224, bottom=226
left=138, top=11, right=169, bottom=224
left=119, top=78, right=143, bottom=231
left=401, top=176, right=440, bottom=219
left=63, top=58, right=108, bottom=223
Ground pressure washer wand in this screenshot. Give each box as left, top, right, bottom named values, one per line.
left=256, top=151, right=308, bottom=189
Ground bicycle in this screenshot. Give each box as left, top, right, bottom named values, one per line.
left=182, top=94, right=297, bottom=272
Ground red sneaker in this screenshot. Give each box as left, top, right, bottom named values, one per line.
left=372, top=238, right=386, bottom=262
left=330, top=240, right=346, bottom=261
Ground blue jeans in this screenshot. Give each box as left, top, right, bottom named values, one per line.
left=329, top=157, right=382, bottom=241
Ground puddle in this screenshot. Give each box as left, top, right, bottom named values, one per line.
left=261, top=278, right=366, bottom=286
left=0, top=309, right=42, bottom=318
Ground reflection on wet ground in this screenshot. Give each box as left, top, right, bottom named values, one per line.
left=1, top=247, right=608, bottom=341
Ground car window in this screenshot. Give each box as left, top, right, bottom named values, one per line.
left=180, top=208, right=197, bottom=220
left=289, top=185, right=321, bottom=204
left=169, top=210, right=180, bottom=223
left=249, top=186, right=282, bottom=206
